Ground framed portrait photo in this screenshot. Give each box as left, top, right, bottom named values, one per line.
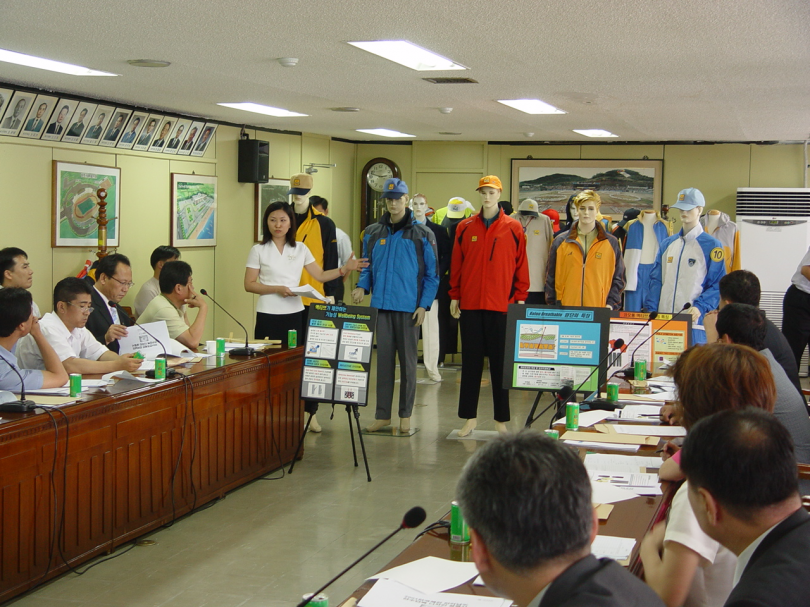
left=41, top=99, right=79, bottom=141
left=171, top=173, right=217, bottom=248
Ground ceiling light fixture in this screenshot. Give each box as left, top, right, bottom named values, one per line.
left=218, top=102, right=308, bottom=117
left=330, top=107, right=360, bottom=112
left=277, top=58, right=298, bottom=67
left=0, top=48, right=117, bottom=76
left=438, top=108, right=453, bottom=114
left=348, top=41, right=466, bottom=71
left=127, top=59, right=171, bottom=68
left=356, top=128, right=416, bottom=138
left=497, top=99, right=566, bottom=115
left=573, top=129, right=618, bottom=138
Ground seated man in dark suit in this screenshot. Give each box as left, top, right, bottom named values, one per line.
left=704, top=269, right=803, bottom=398
left=456, top=432, right=664, bottom=607
left=681, top=408, right=810, bottom=607
left=85, top=253, right=135, bottom=354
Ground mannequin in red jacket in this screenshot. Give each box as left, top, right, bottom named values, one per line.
left=450, top=175, right=530, bottom=437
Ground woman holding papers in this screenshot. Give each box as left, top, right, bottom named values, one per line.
left=641, top=343, right=775, bottom=607
left=244, top=201, right=365, bottom=341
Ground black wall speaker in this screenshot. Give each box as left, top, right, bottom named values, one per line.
left=238, top=139, right=269, bottom=183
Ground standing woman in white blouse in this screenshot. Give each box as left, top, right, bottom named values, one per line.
left=245, top=201, right=364, bottom=341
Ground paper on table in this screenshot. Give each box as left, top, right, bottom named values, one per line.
left=553, top=409, right=611, bottom=428
left=591, top=535, right=637, bottom=562
left=118, top=321, right=171, bottom=359
left=564, top=440, right=640, bottom=453
left=585, top=454, right=663, bottom=472
left=594, top=503, right=614, bottom=520
left=589, top=479, right=640, bottom=503
left=223, top=342, right=271, bottom=350
left=359, top=579, right=510, bottom=607
left=632, top=391, right=677, bottom=402
left=289, top=285, right=328, bottom=302
left=608, top=405, right=664, bottom=422
left=589, top=471, right=662, bottom=496
left=565, top=430, right=657, bottom=446
left=368, top=556, right=479, bottom=595
left=611, top=424, right=686, bottom=437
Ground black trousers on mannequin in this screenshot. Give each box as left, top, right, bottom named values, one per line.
left=437, top=274, right=457, bottom=362
left=458, top=310, right=510, bottom=422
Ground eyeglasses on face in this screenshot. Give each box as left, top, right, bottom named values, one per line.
left=65, top=301, right=94, bottom=313
left=110, top=276, right=135, bottom=289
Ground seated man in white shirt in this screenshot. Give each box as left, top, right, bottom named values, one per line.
left=0, top=288, right=67, bottom=391
left=1, top=247, right=41, bottom=317
left=18, top=278, right=143, bottom=374
left=133, top=245, right=180, bottom=317
left=137, top=261, right=208, bottom=350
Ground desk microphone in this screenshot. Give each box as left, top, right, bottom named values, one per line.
left=621, top=303, right=691, bottom=379
left=199, top=289, right=256, bottom=357
left=108, top=302, right=178, bottom=378
left=296, top=506, right=427, bottom=607
left=553, top=339, right=624, bottom=424
left=0, top=355, right=39, bottom=412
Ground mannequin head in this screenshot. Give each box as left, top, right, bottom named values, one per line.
left=572, top=190, right=602, bottom=233
left=412, top=194, right=428, bottom=222
left=381, top=178, right=410, bottom=223
left=672, top=188, right=706, bottom=234
left=288, top=173, right=314, bottom=213
left=476, top=175, right=503, bottom=219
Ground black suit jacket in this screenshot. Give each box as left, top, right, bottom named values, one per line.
left=725, top=508, right=810, bottom=607
left=46, top=122, right=63, bottom=135
left=423, top=219, right=452, bottom=278
left=540, top=555, right=664, bottom=607
left=765, top=317, right=804, bottom=400
left=85, top=285, right=134, bottom=354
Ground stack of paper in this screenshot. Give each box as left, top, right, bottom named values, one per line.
left=584, top=454, right=663, bottom=473
left=589, top=471, right=662, bottom=496
left=591, top=536, right=637, bottom=562
left=368, top=556, right=479, bottom=594
left=607, top=405, right=663, bottom=423
left=359, top=579, right=510, bottom=607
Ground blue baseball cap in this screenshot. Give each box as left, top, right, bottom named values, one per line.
left=380, top=178, right=408, bottom=199
left=672, top=188, right=706, bottom=211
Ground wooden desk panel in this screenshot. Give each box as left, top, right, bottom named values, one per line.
left=0, top=347, right=304, bottom=603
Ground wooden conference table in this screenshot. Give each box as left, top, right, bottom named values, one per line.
left=0, top=346, right=305, bottom=603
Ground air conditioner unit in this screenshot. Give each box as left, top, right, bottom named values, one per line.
left=737, top=187, right=810, bottom=374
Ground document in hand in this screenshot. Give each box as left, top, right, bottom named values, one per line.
left=118, top=321, right=171, bottom=359
left=290, top=285, right=328, bottom=302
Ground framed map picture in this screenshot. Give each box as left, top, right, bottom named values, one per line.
left=171, top=173, right=217, bottom=247
left=52, top=161, right=120, bottom=247
left=254, top=178, right=291, bottom=242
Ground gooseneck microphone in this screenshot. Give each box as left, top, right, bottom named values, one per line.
left=108, top=302, right=177, bottom=378
left=627, top=311, right=658, bottom=368
left=296, top=506, right=427, bottom=607
left=622, top=303, right=691, bottom=379
left=199, top=289, right=256, bottom=357
left=552, top=338, right=625, bottom=425
left=0, top=355, right=38, bottom=412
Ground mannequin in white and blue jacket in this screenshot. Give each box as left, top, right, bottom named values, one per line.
left=624, top=210, right=670, bottom=311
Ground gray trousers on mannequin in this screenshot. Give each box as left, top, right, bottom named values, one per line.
left=375, top=310, right=419, bottom=420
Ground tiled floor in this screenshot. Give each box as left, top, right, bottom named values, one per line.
left=10, top=360, right=556, bottom=607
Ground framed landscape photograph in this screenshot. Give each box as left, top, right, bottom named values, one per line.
left=254, top=178, right=291, bottom=242
left=510, top=159, right=663, bottom=222
left=171, top=173, right=217, bottom=247
left=52, top=161, right=120, bottom=247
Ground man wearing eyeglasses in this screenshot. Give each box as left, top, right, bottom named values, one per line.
left=18, top=278, right=142, bottom=373
left=85, top=253, right=136, bottom=353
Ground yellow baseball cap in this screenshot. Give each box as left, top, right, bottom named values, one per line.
left=477, top=175, right=503, bottom=191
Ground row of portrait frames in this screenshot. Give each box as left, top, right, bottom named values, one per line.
left=52, top=161, right=120, bottom=248
left=171, top=174, right=218, bottom=248
left=254, top=178, right=292, bottom=242
left=0, top=87, right=217, bottom=156
left=510, top=159, right=663, bottom=220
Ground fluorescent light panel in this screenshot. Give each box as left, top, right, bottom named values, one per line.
left=356, top=129, right=416, bottom=138
left=217, top=102, right=307, bottom=117
left=497, top=99, right=566, bottom=114
left=348, top=41, right=466, bottom=71
left=573, top=129, right=618, bottom=138
left=0, top=48, right=117, bottom=76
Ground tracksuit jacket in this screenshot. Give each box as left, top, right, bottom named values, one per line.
left=700, top=211, right=741, bottom=274
left=545, top=221, right=626, bottom=309
left=644, top=223, right=726, bottom=322
left=449, top=209, right=529, bottom=312
left=357, top=209, right=439, bottom=313
left=295, top=205, right=339, bottom=305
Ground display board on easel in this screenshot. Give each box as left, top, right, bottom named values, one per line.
left=301, top=303, right=377, bottom=405
left=503, top=304, right=612, bottom=394
left=608, top=311, right=692, bottom=377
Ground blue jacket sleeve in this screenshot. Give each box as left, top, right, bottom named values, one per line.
left=356, top=232, right=373, bottom=293
left=418, top=234, right=440, bottom=309
left=644, top=243, right=666, bottom=312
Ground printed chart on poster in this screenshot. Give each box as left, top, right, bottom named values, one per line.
left=301, top=303, right=377, bottom=405
left=608, top=312, right=691, bottom=376
left=504, top=305, right=611, bottom=393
